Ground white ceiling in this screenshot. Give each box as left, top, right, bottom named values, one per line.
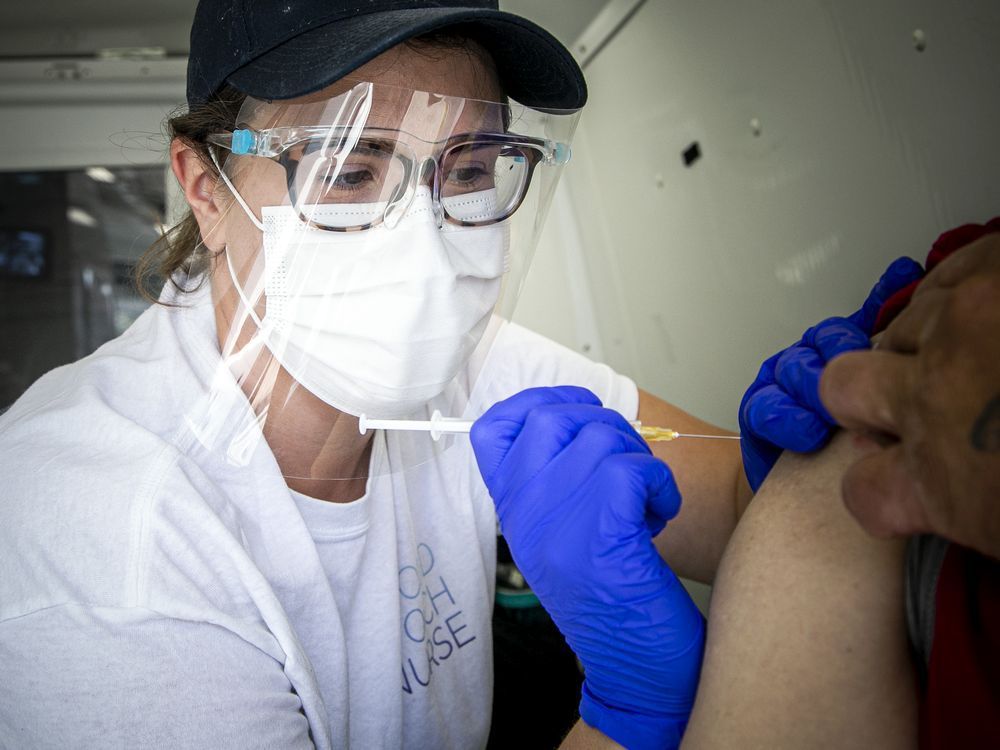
left=0, top=1, right=605, bottom=53
left=0, top=0, right=198, bottom=30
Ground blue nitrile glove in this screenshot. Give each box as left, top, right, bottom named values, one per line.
left=471, top=386, right=705, bottom=750
left=739, top=256, right=924, bottom=491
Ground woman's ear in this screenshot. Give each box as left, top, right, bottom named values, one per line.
left=170, top=138, right=227, bottom=251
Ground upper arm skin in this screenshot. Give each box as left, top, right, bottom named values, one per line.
left=558, top=719, right=625, bottom=749
left=682, top=432, right=917, bottom=749
left=638, top=389, right=753, bottom=583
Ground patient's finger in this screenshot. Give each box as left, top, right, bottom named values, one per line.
left=878, top=287, right=947, bottom=354
left=819, top=350, right=914, bottom=436
left=840, top=442, right=930, bottom=538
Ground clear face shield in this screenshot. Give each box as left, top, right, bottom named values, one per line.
left=194, top=81, right=580, bottom=485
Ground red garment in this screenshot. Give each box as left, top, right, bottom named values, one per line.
left=920, top=545, right=1000, bottom=749
left=870, top=217, right=1000, bottom=746
left=873, top=216, right=1000, bottom=334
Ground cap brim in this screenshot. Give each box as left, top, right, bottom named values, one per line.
left=226, top=8, right=586, bottom=110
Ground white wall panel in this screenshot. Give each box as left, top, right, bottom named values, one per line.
left=516, top=0, right=1000, bottom=429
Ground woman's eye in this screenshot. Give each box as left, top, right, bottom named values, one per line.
left=331, top=169, right=372, bottom=188
left=447, top=164, right=490, bottom=186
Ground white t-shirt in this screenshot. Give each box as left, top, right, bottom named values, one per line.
left=0, top=280, right=637, bottom=750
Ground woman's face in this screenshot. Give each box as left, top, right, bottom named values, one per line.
left=207, top=39, right=505, bottom=333
left=216, top=40, right=503, bottom=254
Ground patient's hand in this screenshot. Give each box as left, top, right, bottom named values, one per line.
left=822, top=234, right=1000, bottom=557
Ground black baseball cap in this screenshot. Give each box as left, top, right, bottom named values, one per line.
left=186, top=0, right=587, bottom=111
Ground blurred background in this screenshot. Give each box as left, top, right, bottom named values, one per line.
left=1, top=1, right=998, bottom=745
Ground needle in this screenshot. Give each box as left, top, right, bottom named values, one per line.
left=635, top=425, right=741, bottom=442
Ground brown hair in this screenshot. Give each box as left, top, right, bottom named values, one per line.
left=134, top=84, right=246, bottom=303
left=136, top=31, right=497, bottom=304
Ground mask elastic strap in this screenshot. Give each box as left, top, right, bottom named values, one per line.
left=212, top=149, right=271, bottom=331
left=210, top=149, right=266, bottom=232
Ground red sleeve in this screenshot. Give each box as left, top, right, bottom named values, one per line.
left=920, top=545, right=1000, bottom=749
left=873, top=216, right=1000, bottom=333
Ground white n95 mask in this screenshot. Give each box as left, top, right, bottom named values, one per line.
left=227, top=188, right=510, bottom=419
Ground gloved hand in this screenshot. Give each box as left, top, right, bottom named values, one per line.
left=739, top=257, right=924, bottom=492
left=472, top=386, right=704, bottom=750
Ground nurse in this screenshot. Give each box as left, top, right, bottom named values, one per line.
left=0, top=1, right=915, bottom=749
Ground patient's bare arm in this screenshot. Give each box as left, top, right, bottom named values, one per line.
left=682, top=432, right=917, bottom=749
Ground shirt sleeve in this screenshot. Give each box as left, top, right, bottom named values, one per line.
left=473, top=321, right=639, bottom=420
left=904, top=534, right=950, bottom=682
left=0, top=604, right=315, bottom=749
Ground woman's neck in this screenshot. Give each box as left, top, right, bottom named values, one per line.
left=212, top=277, right=375, bottom=503
left=261, top=372, right=376, bottom=503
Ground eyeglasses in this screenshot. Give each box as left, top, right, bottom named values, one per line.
left=207, top=126, right=571, bottom=231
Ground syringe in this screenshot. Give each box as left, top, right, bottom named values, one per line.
left=358, top=411, right=741, bottom=443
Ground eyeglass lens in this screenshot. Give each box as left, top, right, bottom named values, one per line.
left=286, top=137, right=537, bottom=229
